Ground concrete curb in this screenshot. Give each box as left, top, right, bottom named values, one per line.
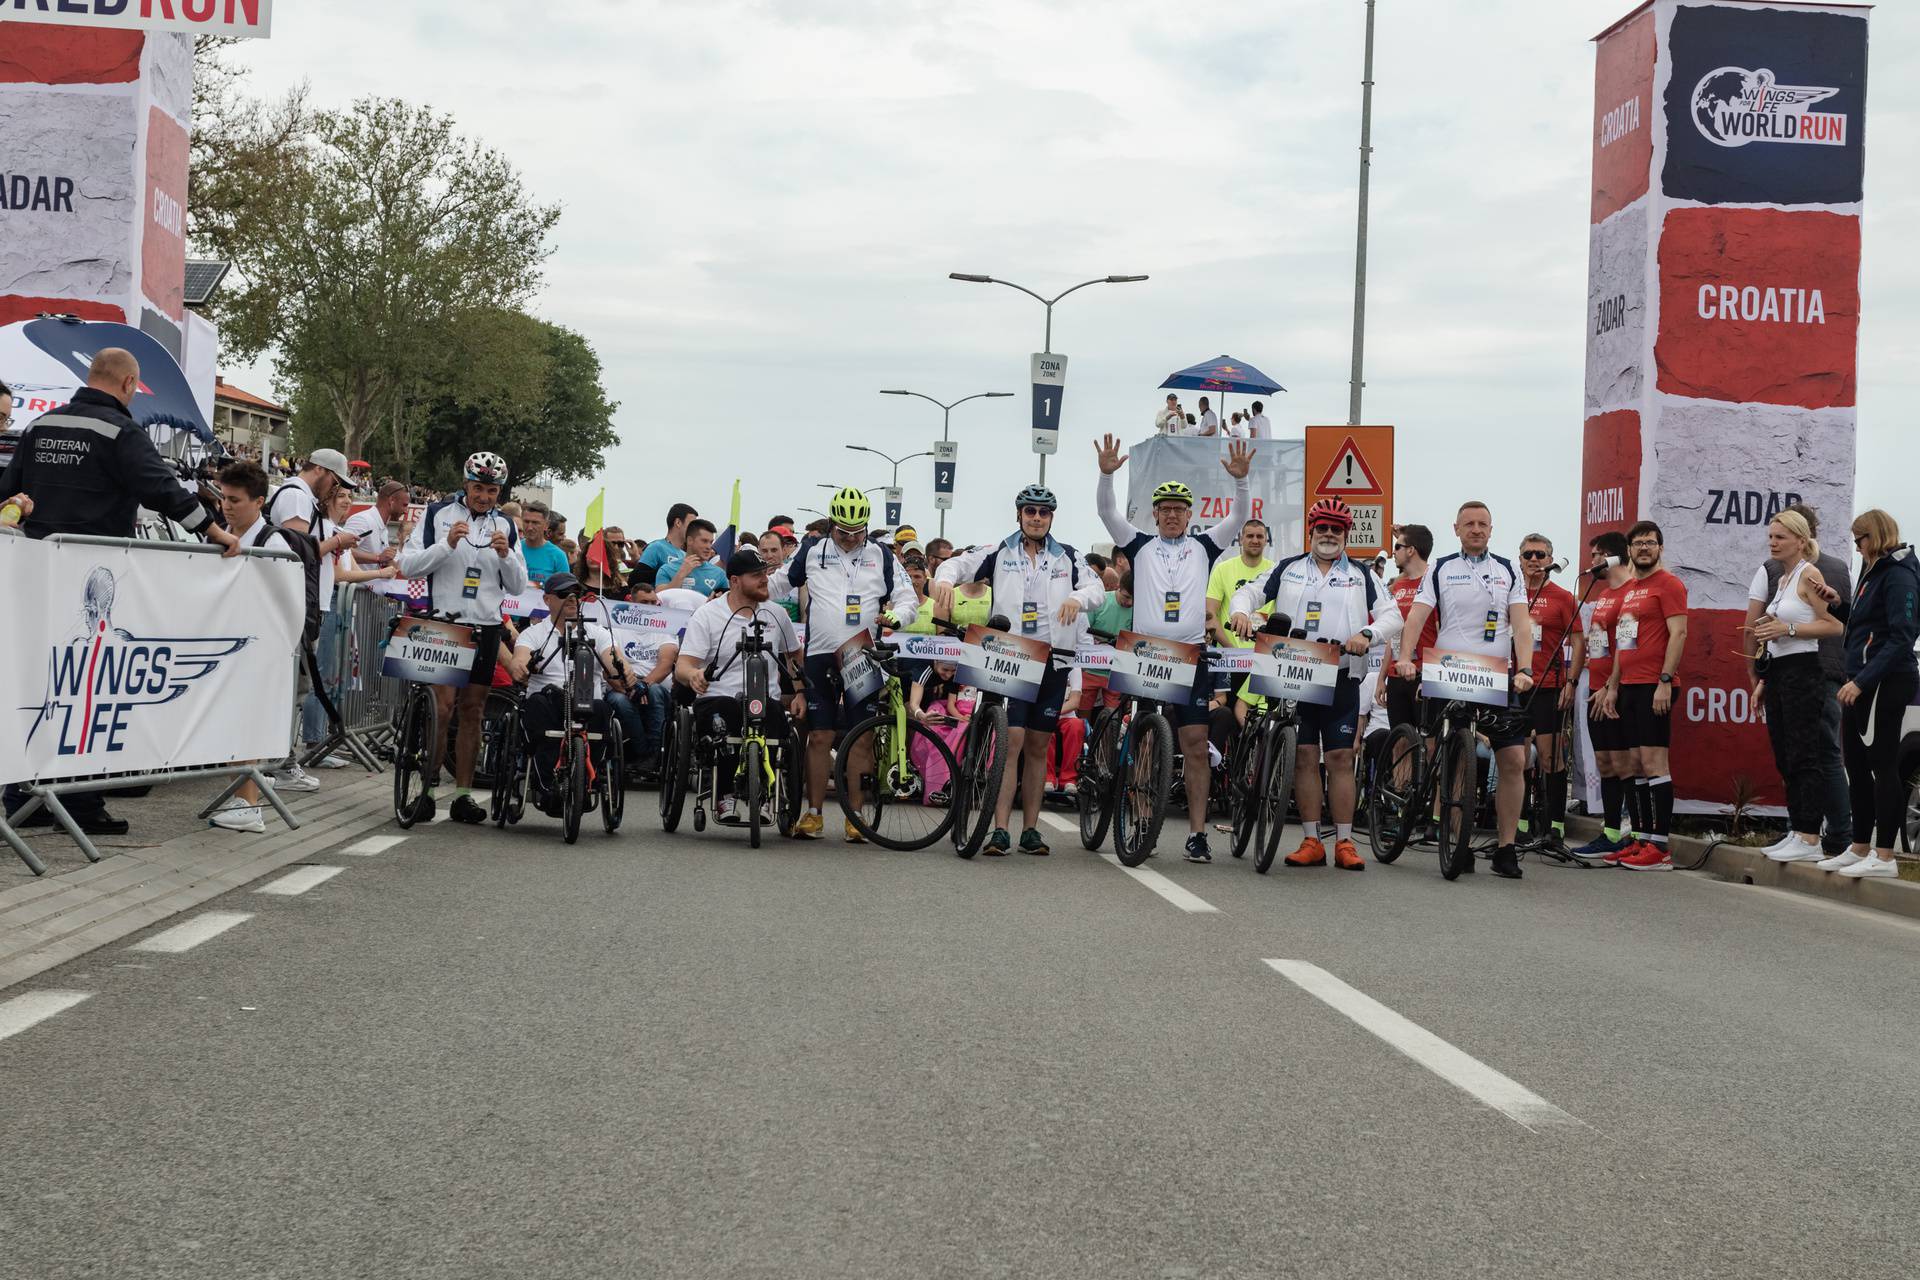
left=0, top=776, right=394, bottom=991
left=1565, top=816, right=1920, bottom=923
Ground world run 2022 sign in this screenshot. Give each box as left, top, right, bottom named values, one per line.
left=1582, top=0, right=1868, bottom=810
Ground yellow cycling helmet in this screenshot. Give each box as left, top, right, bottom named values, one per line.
left=829, top=486, right=872, bottom=530
left=1151, top=480, right=1195, bottom=507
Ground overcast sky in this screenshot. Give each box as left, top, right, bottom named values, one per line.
left=233, top=0, right=1917, bottom=557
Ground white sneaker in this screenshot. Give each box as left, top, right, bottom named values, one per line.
left=1772, top=839, right=1826, bottom=863
left=1759, top=833, right=1798, bottom=855
left=315, top=753, right=351, bottom=769
left=716, top=795, right=738, bottom=824
left=210, top=805, right=266, bottom=834
left=1815, top=850, right=1865, bottom=871
left=1838, top=855, right=1898, bottom=879
left=272, top=764, right=320, bottom=793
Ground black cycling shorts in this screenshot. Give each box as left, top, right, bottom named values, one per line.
left=1421, top=695, right=1529, bottom=752
left=1386, top=674, right=1421, bottom=730
left=1616, top=683, right=1672, bottom=749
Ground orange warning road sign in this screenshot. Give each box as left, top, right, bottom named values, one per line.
left=1304, top=425, right=1394, bottom=558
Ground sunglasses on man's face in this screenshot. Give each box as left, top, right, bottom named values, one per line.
left=1020, top=505, right=1053, bottom=518
left=1393, top=543, right=1412, bottom=551
left=1520, top=550, right=1551, bottom=561
left=1311, top=523, right=1346, bottom=536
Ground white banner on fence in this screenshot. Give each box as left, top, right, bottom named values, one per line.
left=0, top=533, right=303, bottom=784
left=1122, top=435, right=1305, bottom=552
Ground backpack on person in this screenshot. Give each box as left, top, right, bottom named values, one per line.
left=258, top=488, right=323, bottom=648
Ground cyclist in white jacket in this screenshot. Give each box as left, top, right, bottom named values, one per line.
left=932, top=483, right=1106, bottom=856
left=395, top=451, right=528, bottom=824
left=774, top=485, right=920, bottom=840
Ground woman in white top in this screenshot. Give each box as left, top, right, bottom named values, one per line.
left=1747, top=509, right=1844, bottom=861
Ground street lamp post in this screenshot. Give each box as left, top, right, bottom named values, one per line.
left=879, top=389, right=1014, bottom=538
left=844, top=446, right=931, bottom=527
left=1349, top=0, right=1378, bottom=426
left=947, top=272, right=1148, bottom=484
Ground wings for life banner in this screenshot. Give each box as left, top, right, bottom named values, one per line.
left=1107, top=632, right=1203, bottom=703
left=381, top=618, right=477, bottom=688
left=1420, top=649, right=1510, bottom=709
left=591, top=600, right=694, bottom=675
left=0, top=533, right=302, bottom=784
left=1248, top=635, right=1341, bottom=706
left=955, top=626, right=1050, bottom=702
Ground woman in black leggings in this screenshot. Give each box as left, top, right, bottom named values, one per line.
left=1834, top=509, right=1919, bottom=879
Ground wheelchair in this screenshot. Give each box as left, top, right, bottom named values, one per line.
left=658, top=616, right=804, bottom=849
left=488, top=621, right=626, bottom=844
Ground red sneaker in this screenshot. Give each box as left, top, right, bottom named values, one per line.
left=1620, top=844, right=1672, bottom=871
left=1602, top=840, right=1639, bottom=865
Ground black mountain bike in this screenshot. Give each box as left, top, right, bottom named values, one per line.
left=1368, top=698, right=1497, bottom=880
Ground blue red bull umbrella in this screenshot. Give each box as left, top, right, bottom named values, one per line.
left=1159, top=355, right=1285, bottom=396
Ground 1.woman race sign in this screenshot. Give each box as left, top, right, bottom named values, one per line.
left=1419, top=648, right=1510, bottom=708
left=382, top=618, right=478, bottom=688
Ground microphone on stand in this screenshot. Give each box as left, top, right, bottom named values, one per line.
left=1548, top=557, right=1568, bottom=576
left=1589, top=555, right=1623, bottom=579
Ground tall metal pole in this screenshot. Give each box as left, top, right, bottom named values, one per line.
left=940, top=405, right=952, bottom=539
left=1038, top=304, right=1055, bottom=486
left=1348, top=0, right=1378, bottom=426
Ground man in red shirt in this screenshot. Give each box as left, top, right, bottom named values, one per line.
left=1381, top=523, right=1437, bottom=731
left=1602, top=521, right=1690, bottom=870
left=1518, top=534, right=1582, bottom=851
left=1571, top=531, right=1636, bottom=861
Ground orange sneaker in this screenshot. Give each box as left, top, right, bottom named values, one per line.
left=1284, top=836, right=1327, bottom=867
left=1333, top=838, right=1365, bottom=871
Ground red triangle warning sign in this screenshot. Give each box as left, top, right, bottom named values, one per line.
left=1314, top=436, right=1384, bottom=496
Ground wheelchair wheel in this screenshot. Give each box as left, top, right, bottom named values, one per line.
left=491, top=699, right=525, bottom=829
left=744, top=739, right=766, bottom=850
left=602, top=717, right=625, bottom=834
left=660, top=705, right=693, bottom=833
left=392, top=686, right=435, bottom=828
left=562, top=735, right=586, bottom=845
left=779, top=727, right=806, bottom=837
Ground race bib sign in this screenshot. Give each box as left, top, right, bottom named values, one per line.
left=1420, top=647, right=1510, bottom=709
left=1108, top=631, right=1203, bottom=703
left=382, top=618, right=478, bottom=688
left=836, top=631, right=885, bottom=704
left=1248, top=635, right=1341, bottom=706
left=955, top=626, right=1050, bottom=702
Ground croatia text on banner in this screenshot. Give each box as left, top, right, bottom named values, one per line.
left=0, top=533, right=303, bottom=784
left=1419, top=648, right=1510, bottom=709
left=1248, top=635, right=1340, bottom=706
left=1107, top=632, right=1205, bottom=703
left=954, top=627, right=1050, bottom=702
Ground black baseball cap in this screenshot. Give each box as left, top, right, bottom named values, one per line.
left=543, top=571, right=582, bottom=597
left=727, top=548, right=768, bottom=577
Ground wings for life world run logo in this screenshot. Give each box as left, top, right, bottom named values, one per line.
left=24, top=568, right=251, bottom=758
left=1692, top=67, right=1845, bottom=148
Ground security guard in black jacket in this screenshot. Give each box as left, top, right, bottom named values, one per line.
left=0, top=347, right=239, bottom=549
left=1, top=348, right=239, bottom=836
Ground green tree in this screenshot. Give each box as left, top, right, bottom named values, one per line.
left=413, top=313, right=620, bottom=494
left=213, top=96, right=560, bottom=465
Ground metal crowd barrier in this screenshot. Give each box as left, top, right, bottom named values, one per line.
left=300, top=582, right=406, bottom=772
left=0, top=531, right=305, bottom=875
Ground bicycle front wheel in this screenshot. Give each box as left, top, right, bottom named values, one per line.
left=1436, top=727, right=1476, bottom=880
left=562, top=738, right=586, bottom=845
left=743, top=739, right=765, bottom=849
left=1368, top=724, right=1424, bottom=863
left=392, top=688, right=434, bottom=828
left=1078, top=709, right=1121, bottom=850
left=1113, top=711, right=1173, bottom=868
left=953, top=702, right=1007, bottom=859
left=1226, top=719, right=1262, bottom=859
left=1254, top=720, right=1299, bottom=874
left=835, top=714, right=959, bottom=851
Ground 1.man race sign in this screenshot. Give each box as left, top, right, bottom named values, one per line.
left=0, top=0, right=274, bottom=38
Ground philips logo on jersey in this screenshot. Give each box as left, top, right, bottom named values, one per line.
left=1692, top=67, right=1845, bottom=149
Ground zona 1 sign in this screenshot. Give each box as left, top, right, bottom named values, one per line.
left=0, top=0, right=275, bottom=40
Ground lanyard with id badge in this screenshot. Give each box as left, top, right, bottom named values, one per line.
left=1022, top=600, right=1040, bottom=636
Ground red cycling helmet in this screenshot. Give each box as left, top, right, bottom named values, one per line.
left=1307, top=497, right=1355, bottom=531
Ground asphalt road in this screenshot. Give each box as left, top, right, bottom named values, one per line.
left=3, top=796, right=1917, bottom=1279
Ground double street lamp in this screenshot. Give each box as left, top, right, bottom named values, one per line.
left=879, top=389, right=1014, bottom=538
left=844, top=445, right=930, bottom=528
left=947, top=272, right=1148, bottom=483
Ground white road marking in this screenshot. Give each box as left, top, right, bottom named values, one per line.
left=339, top=835, right=406, bottom=857
left=254, top=866, right=345, bottom=897
left=1100, top=853, right=1221, bottom=914
left=127, top=912, right=254, bottom=954
left=1264, top=960, right=1580, bottom=1132
left=1039, top=812, right=1079, bottom=837
left=0, top=991, right=92, bottom=1042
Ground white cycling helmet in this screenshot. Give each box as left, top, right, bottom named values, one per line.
left=464, top=451, right=508, bottom=485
